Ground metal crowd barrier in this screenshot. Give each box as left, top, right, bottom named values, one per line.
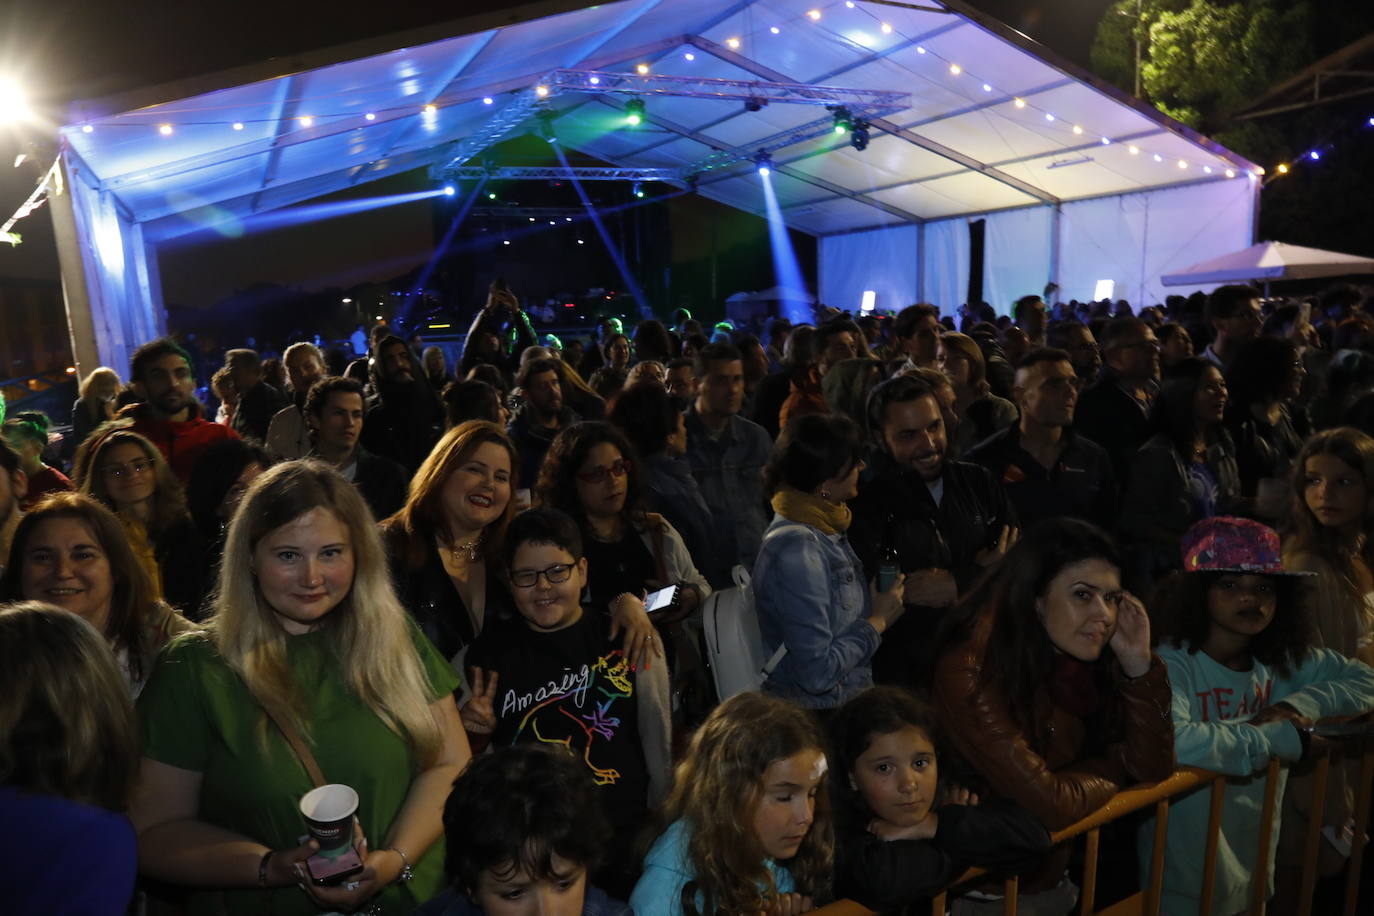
left=812, top=742, right=1373, bottom=916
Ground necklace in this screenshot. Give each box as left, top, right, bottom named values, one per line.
left=449, top=533, right=484, bottom=563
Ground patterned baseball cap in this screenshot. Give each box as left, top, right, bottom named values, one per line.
left=1180, top=516, right=1313, bottom=576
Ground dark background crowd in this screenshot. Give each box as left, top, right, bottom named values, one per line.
left=4, top=278, right=1374, bottom=916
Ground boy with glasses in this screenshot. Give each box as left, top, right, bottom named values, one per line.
left=459, top=508, right=670, bottom=899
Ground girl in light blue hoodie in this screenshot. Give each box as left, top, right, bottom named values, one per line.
left=1142, top=516, right=1374, bottom=915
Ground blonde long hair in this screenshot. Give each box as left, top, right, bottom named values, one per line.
left=78, top=367, right=121, bottom=422
left=0, top=601, right=138, bottom=811
left=213, top=460, right=442, bottom=764
left=654, top=692, right=833, bottom=916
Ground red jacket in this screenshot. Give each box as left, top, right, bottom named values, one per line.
left=126, top=404, right=238, bottom=485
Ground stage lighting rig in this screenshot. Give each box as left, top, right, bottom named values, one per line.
left=850, top=118, right=871, bottom=151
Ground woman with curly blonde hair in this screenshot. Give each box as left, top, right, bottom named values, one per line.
left=72, top=425, right=204, bottom=612
left=132, top=461, right=470, bottom=915
left=631, top=691, right=833, bottom=916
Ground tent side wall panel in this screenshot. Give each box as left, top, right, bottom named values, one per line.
left=819, top=225, right=920, bottom=316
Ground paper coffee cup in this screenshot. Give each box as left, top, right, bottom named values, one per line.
left=300, top=784, right=358, bottom=855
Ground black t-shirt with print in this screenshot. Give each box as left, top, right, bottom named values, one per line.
left=467, top=608, right=649, bottom=838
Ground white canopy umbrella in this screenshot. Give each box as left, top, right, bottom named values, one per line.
left=1161, top=241, right=1374, bottom=287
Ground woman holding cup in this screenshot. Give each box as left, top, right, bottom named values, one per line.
left=131, top=460, right=471, bottom=914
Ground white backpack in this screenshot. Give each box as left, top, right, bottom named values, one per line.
left=701, top=564, right=788, bottom=701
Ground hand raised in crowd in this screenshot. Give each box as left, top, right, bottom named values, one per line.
left=485, top=288, right=520, bottom=314
left=1108, top=591, right=1153, bottom=679
left=974, top=525, right=1019, bottom=567
left=609, top=592, right=663, bottom=670
left=867, top=572, right=907, bottom=634
left=460, top=667, right=499, bottom=735
left=902, top=568, right=958, bottom=608
left=763, top=892, right=815, bottom=916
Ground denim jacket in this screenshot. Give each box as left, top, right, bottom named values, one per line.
left=752, top=515, right=881, bottom=709
left=684, top=406, right=772, bottom=588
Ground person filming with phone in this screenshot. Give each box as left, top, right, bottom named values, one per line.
left=131, top=461, right=471, bottom=915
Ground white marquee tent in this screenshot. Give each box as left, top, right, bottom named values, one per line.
left=50, top=0, right=1260, bottom=374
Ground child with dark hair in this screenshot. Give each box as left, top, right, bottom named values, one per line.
left=418, top=745, right=630, bottom=915
left=828, top=687, right=1049, bottom=912
left=1143, top=516, right=1374, bottom=915
left=460, top=507, right=671, bottom=898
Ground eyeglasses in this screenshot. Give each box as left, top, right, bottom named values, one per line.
left=101, top=458, right=152, bottom=479
left=576, top=458, right=632, bottom=484
left=509, top=563, right=576, bottom=588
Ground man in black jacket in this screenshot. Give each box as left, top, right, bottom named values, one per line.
left=849, top=374, right=1016, bottom=688
left=966, top=348, right=1117, bottom=529
left=1074, top=317, right=1159, bottom=485
left=361, top=336, right=444, bottom=475
left=224, top=348, right=287, bottom=444
left=306, top=377, right=408, bottom=521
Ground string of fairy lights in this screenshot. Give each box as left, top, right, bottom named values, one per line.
left=54, top=1, right=1374, bottom=187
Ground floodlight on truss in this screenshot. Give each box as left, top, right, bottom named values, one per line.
left=685, top=112, right=883, bottom=176
left=435, top=71, right=907, bottom=176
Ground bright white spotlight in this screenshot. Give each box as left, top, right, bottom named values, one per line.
left=481, top=97, right=493, bottom=105
left=443, top=185, right=456, bottom=196
left=0, top=77, right=30, bottom=122
left=82, top=124, right=94, bottom=133
left=232, top=122, right=244, bottom=131
left=366, top=112, right=377, bottom=119
left=755, top=151, right=773, bottom=177
left=158, top=124, right=174, bottom=136
left=1093, top=279, right=1115, bottom=301
left=860, top=290, right=877, bottom=312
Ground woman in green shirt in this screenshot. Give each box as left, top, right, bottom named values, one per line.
left=132, top=460, right=471, bottom=915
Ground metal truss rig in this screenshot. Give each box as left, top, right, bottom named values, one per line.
left=440, top=165, right=688, bottom=188
left=435, top=69, right=910, bottom=181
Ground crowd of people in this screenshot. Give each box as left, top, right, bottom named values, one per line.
left=3, top=279, right=1374, bottom=916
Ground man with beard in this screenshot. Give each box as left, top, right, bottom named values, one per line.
left=508, top=357, right=579, bottom=489
left=127, top=337, right=238, bottom=485
left=265, top=342, right=327, bottom=459
left=966, top=349, right=1116, bottom=528
left=360, top=335, right=444, bottom=475
left=848, top=374, right=1016, bottom=689
left=1046, top=319, right=1102, bottom=390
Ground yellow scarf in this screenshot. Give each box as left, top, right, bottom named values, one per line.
left=118, top=515, right=165, bottom=600
left=771, top=486, right=852, bottom=535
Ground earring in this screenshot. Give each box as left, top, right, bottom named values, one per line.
left=848, top=776, right=858, bottom=791
left=821, top=488, right=832, bottom=501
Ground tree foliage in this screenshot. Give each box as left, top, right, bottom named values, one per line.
left=1093, top=1, right=1312, bottom=132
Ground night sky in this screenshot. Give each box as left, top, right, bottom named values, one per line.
left=0, top=1, right=1116, bottom=302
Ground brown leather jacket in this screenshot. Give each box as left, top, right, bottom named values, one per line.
left=933, top=628, right=1176, bottom=833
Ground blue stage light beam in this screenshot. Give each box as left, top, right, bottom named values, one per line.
left=169, top=188, right=453, bottom=239
left=399, top=177, right=488, bottom=327
left=552, top=143, right=650, bottom=318
left=759, top=170, right=812, bottom=324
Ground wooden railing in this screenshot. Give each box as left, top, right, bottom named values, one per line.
left=812, top=742, right=1373, bottom=916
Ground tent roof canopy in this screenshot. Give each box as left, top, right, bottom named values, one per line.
left=1161, top=241, right=1374, bottom=286
left=61, top=0, right=1260, bottom=241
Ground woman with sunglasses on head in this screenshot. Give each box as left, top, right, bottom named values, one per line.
left=535, top=421, right=706, bottom=662
left=72, top=426, right=206, bottom=614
